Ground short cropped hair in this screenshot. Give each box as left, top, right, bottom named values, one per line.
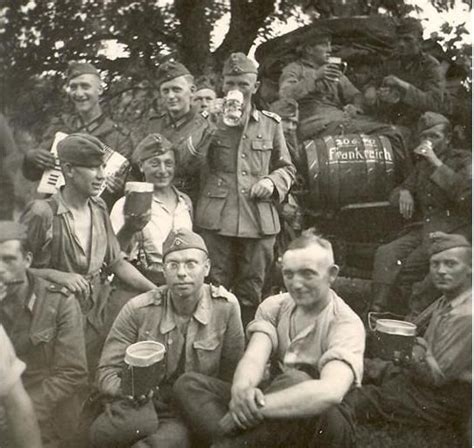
left=286, top=228, right=335, bottom=263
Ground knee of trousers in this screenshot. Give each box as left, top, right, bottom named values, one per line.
left=173, top=372, right=210, bottom=403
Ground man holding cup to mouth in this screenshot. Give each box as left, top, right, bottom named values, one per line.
left=93, top=228, right=244, bottom=447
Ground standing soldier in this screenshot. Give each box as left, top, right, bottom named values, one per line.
left=196, top=53, right=295, bottom=324
left=22, top=61, right=135, bottom=209
left=148, top=61, right=213, bottom=204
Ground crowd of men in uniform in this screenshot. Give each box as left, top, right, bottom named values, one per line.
left=0, top=15, right=471, bottom=448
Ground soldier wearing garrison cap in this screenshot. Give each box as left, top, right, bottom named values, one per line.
left=110, top=133, right=193, bottom=288
left=194, top=76, right=217, bottom=114
left=370, top=112, right=471, bottom=315
left=23, top=61, right=136, bottom=210
left=346, top=229, right=471, bottom=438
left=0, top=220, right=88, bottom=446
left=149, top=60, right=214, bottom=204
left=196, top=51, right=295, bottom=325
left=93, top=225, right=244, bottom=447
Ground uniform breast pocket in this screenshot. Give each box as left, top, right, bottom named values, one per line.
left=29, top=327, right=56, bottom=367
left=193, top=335, right=222, bottom=376
left=251, top=139, right=273, bottom=174
left=211, top=136, right=234, bottom=172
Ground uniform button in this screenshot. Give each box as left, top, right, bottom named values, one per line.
left=242, top=171, right=247, bottom=176
left=241, top=189, right=246, bottom=194
left=242, top=135, right=247, bottom=139
left=241, top=153, right=247, bottom=158
left=425, top=218, right=430, bottom=222
left=257, top=134, right=262, bottom=139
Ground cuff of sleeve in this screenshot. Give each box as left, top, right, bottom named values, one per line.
left=430, top=163, right=455, bottom=190
left=318, top=349, right=362, bottom=387
left=424, top=350, right=446, bottom=385
left=246, top=319, right=278, bottom=352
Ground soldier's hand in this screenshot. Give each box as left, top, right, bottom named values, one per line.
left=25, top=148, right=56, bottom=170
left=413, top=142, right=442, bottom=167
left=105, top=174, right=125, bottom=193
left=124, top=211, right=151, bottom=233
left=48, top=271, right=90, bottom=295
left=399, top=189, right=414, bottom=219
left=377, top=87, right=400, bottom=104
left=229, top=385, right=265, bottom=429
left=250, top=178, right=274, bottom=199
left=343, top=104, right=362, bottom=118
left=382, top=75, right=410, bottom=92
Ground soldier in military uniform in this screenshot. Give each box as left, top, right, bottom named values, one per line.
left=148, top=61, right=214, bottom=204
left=22, top=62, right=135, bottom=209
left=370, top=112, right=471, bottom=313
left=196, top=53, right=296, bottom=324
left=92, top=228, right=244, bottom=448
left=0, top=221, right=88, bottom=448
left=20, top=134, right=156, bottom=375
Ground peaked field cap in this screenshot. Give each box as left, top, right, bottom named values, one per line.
left=157, top=60, right=191, bottom=86
left=163, top=228, right=208, bottom=259
left=397, top=17, right=424, bottom=38
left=57, top=133, right=106, bottom=167
left=417, top=112, right=450, bottom=133
left=66, top=61, right=100, bottom=82
left=429, top=232, right=471, bottom=257
left=133, top=133, right=173, bottom=163
left=223, top=52, right=258, bottom=76
left=0, top=221, right=27, bottom=242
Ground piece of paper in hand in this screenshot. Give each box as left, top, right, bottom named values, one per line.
left=37, top=132, right=130, bottom=195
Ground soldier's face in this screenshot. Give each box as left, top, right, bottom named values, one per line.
left=304, top=40, right=331, bottom=65
left=164, top=249, right=210, bottom=299
left=281, top=246, right=338, bottom=311
left=397, top=34, right=422, bottom=57
left=0, top=240, right=31, bottom=297
left=68, top=74, right=102, bottom=115
left=193, top=88, right=216, bottom=111
left=160, top=76, right=194, bottom=117
left=141, top=151, right=176, bottom=189
left=223, top=73, right=259, bottom=106
left=419, top=124, right=450, bottom=155
left=430, top=247, right=471, bottom=295
left=64, top=163, right=106, bottom=197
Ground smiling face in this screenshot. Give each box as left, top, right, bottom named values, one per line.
left=67, top=74, right=102, bottom=116
left=164, top=248, right=210, bottom=299
left=430, top=247, right=472, bottom=297
left=159, top=75, right=194, bottom=118
left=140, top=150, right=176, bottom=190
left=281, top=245, right=338, bottom=312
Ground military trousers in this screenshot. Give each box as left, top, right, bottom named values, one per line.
left=199, top=230, right=275, bottom=310
left=174, top=369, right=355, bottom=448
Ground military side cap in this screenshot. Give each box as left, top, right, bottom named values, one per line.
left=0, top=221, right=27, bottom=242
left=66, top=61, right=100, bottom=82
left=223, top=53, right=258, bottom=76
left=57, top=133, right=106, bottom=167
left=417, top=112, right=450, bottom=133
left=156, top=61, right=191, bottom=86
left=195, top=76, right=215, bottom=92
left=429, top=232, right=471, bottom=256
left=397, top=18, right=424, bottom=38
left=270, top=99, right=299, bottom=119
left=133, top=133, right=173, bottom=163
left=163, top=228, right=208, bottom=259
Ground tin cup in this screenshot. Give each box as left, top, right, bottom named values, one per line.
left=327, top=56, right=347, bottom=82
left=124, top=182, right=154, bottom=216
left=121, top=341, right=166, bottom=397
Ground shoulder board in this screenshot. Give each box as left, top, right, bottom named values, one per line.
left=47, top=284, right=71, bottom=296
left=135, top=287, right=166, bottom=308
left=261, top=110, right=281, bottom=123
left=112, top=121, right=131, bottom=137
left=210, top=284, right=236, bottom=302
left=149, top=112, right=166, bottom=122
left=199, top=110, right=210, bottom=119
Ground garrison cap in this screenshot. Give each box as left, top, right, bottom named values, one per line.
left=157, top=60, right=191, bottom=86
left=0, top=221, right=27, bottom=243
left=223, top=53, right=258, bottom=76
left=397, top=17, right=424, bottom=38
left=163, top=228, right=208, bottom=259
left=429, top=232, right=471, bottom=256
left=195, top=76, right=215, bottom=92
left=417, top=112, right=450, bottom=133
left=57, top=133, right=106, bottom=167
left=270, top=98, right=299, bottom=119
left=133, top=133, right=173, bottom=164
left=66, top=62, right=100, bottom=82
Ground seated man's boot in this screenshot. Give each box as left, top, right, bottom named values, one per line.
left=368, top=283, right=392, bottom=313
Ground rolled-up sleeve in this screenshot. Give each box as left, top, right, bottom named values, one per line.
left=0, top=326, right=26, bottom=398
left=317, top=315, right=366, bottom=387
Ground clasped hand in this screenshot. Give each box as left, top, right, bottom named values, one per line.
left=250, top=178, right=274, bottom=199
left=228, top=385, right=266, bottom=430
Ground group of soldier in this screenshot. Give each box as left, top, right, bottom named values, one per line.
left=0, top=15, right=471, bottom=448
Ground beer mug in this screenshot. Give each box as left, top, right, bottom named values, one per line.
left=223, top=90, right=244, bottom=127
left=121, top=341, right=166, bottom=397
left=124, top=182, right=154, bottom=216
left=326, top=57, right=347, bottom=82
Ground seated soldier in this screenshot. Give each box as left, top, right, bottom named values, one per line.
left=0, top=221, right=88, bottom=447
left=174, top=230, right=365, bottom=448
left=0, top=325, right=42, bottom=448
left=22, top=62, right=136, bottom=209
left=20, top=134, right=156, bottom=375
left=346, top=232, right=471, bottom=442
left=370, top=112, right=471, bottom=314
left=91, top=228, right=244, bottom=448
left=364, top=18, right=445, bottom=132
